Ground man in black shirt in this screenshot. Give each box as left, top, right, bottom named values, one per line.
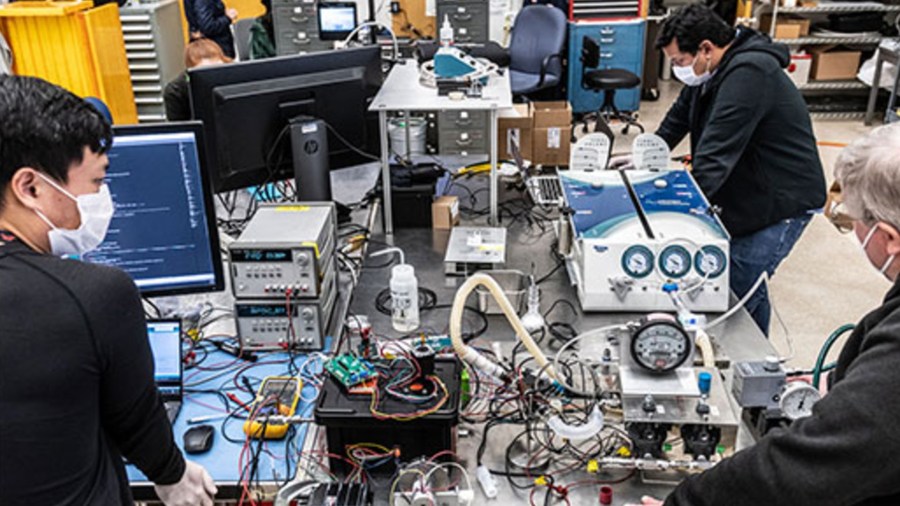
left=626, top=5, right=826, bottom=335
left=0, top=76, right=216, bottom=505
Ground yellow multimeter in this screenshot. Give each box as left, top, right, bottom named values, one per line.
left=242, top=376, right=302, bottom=439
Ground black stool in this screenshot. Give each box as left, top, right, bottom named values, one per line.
left=580, top=36, right=644, bottom=135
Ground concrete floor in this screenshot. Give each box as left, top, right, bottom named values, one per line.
left=617, top=79, right=889, bottom=369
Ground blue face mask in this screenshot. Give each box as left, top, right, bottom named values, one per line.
left=32, top=173, right=114, bottom=257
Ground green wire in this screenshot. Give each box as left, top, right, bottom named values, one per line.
left=812, top=324, right=855, bottom=388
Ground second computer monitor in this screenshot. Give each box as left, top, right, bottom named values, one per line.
left=188, top=46, right=383, bottom=193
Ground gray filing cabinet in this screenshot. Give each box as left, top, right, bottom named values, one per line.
left=273, top=0, right=333, bottom=55
left=437, top=0, right=489, bottom=44
left=120, top=0, right=186, bottom=123
left=437, top=110, right=490, bottom=155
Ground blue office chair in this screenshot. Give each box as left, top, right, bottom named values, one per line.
left=508, top=4, right=567, bottom=97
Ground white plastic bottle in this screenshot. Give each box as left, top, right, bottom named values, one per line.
left=440, top=15, right=454, bottom=47
left=390, top=264, right=420, bottom=332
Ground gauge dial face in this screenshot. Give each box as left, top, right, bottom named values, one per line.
left=630, top=320, right=691, bottom=373
left=779, top=383, right=821, bottom=421
left=621, top=245, right=654, bottom=278
left=659, top=245, right=692, bottom=279
left=695, top=246, right=727, bottom=278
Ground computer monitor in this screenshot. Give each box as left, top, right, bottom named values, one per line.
left=188, top=46, right=383, bottom=193
left=318, top=2, right=357, bottom=40
left=84, top=122, right=224, bottom=296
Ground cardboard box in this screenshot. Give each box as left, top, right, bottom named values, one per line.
left=786, top=53, right=812, bottom=87
left=533, top=101, right=571, bottom=128
left=809, top=46, right=862, bottom=81
left=497, top=103, right=533, bottom=161
left=432, top=195, right=460, bottom=229
left=531, top=101, right=572, bottom=166
left=760, top=15, right=809, bottom=38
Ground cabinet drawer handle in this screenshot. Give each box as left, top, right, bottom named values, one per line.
left=600, top=37, right=614, bottom=44
left=600, top=52, right=614, bottom=58
left=455, top=119, right=472, bottom=126
left=291, top=15, right=309, bottom=22
left=456, top=138, right=473, bottom=146
left=292, top=37, right=312, bottom=45
left=453, top=13, right=473, bottom=20
left=600, top=27, right=615, bottom=35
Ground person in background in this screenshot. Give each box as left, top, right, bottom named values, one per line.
left=183, top=0, right=238, bottom=58
left=249, top=0, right=276, bottom=60
left=163, top=39, right=231, bottom=121
left=614, top=5, right=826, bottom=336
left=629, top=124, right=900, bottom=506
left=0, top=75, right=217, bottom=505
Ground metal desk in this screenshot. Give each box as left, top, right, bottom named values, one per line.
left=368, top=60, right=513, bottom=233
left=344, top=218, right=775, bottom=504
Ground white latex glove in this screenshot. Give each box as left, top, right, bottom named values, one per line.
left=608, top=154, right=635, bottom=170
left=154, top=460, right=217, bottom=506
left=625, top=496, right=664, bottom=506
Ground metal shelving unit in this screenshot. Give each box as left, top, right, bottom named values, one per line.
left=810, top=111, right=867, bottom=119
left=779, top=3, right=900, bottom=13
left=800, top=79, right=868, bottom=90
left=120, top=0, right=185, bottom=123
left=764, top=1, right=900, bottom=120
left=774, top=35, right=883, bottom=44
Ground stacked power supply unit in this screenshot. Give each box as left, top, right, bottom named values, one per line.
left=229, top=203, right=338, bottom=350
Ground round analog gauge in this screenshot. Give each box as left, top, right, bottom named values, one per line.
left=779, top=382, right=821, bottom=421
left=659, top=245, right=692, bottom=279
left=630, top=316, right=692, bottom=373
left=621, top=245, right=655, bottom=278
left=694, top=246, right=727, bottom=279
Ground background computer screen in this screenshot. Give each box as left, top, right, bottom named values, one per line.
left=147, top=320, right=182, bottom=385
left=318, top=3, right=357, bottom=40
left=84, top=122, right=224, bottom=296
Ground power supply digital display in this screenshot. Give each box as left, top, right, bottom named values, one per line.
left=231, top=249, right=293, bottom=262
left=236, top=305, right=298, bottom=317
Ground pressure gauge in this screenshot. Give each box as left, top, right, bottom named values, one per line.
left=630, top=314, right=692, bottom=373
left=694, top=246, right=727, bottom=278
left=659, top=245, right=692, bottom=279
left=621, top=245, right=654, bottom=278
left=779, top=382, right=821, bottom=421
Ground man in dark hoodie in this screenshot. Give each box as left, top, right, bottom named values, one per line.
left=649, top=5, right=826, bottom=335
left=628, top=124, right=900, bottom=506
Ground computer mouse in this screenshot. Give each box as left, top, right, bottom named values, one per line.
left=183, top=425, right=215, bottom=454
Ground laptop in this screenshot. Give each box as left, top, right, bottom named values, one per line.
left=147, top=319, right=183, bottom=423
left=511, top=139, right=563, bottom=207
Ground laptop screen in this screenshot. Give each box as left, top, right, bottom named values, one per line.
left=147, top=320, right=183, bottom=397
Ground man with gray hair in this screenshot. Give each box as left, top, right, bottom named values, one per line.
left=630, top=124, right=900, bottom=506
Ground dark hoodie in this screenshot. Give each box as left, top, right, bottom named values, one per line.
left=665, top=277, right=900, bottom=505
left=656, top=27, right=825, bottom=238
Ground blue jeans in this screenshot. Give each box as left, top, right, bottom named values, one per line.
left=729, top=214, right=812, bottom=336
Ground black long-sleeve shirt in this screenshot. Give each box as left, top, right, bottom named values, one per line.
left=183, top=0, right=235, bottom=58
left=667, top=277, right=900, bottom=505
left=0, top=237, right=185, bottom=505
left=656, top=27, right=825, bottom=238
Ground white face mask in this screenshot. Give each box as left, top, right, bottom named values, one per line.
left=860, top=225, right=896, bottom=278
left=32, top=173, right=114, bottom=257
left=673, top=56, right=712, bottom=87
